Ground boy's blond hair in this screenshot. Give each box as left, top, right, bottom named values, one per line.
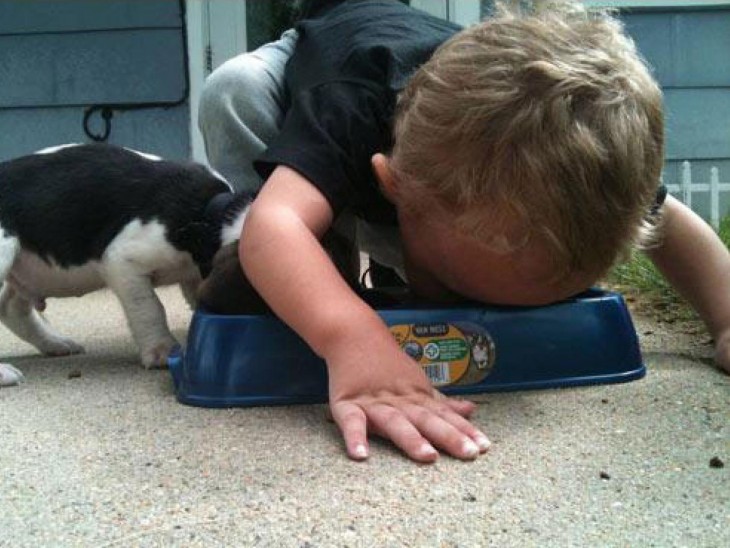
left=390, top=0, right=664, bottom=278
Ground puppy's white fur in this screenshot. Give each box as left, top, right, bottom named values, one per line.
left=0, top=217, right=205, bottom=366
left=0, top=362, right=23, bottom=386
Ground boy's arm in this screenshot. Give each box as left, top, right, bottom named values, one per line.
left=645, top=195, right=730, bottom=372
left=239, top=166, right=491, bottom=461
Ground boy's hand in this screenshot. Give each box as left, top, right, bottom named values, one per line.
left=714, top=329, right=730, bottom=374
left=645, top=197, right=730, bottom=377
left=325, top=324, right=491, bottom=463
left=241, top=167, right=490, bottom=463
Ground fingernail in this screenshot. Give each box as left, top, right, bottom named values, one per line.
left=475, top=433, right=491, bottom=451
left=419, top=443, right=438, bottom=459
left=462, top=439, right=479, bottom=459
left=353, top=444, right=368, bottom=459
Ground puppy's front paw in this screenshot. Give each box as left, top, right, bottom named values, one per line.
left=0, top=363, right=24, bottom=386
left=39, top=336, right=85, bottom=357
left=140, top=338, right=179, bottom=369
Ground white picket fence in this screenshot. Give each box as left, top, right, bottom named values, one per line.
left=664, top=161, right=730, bottom=230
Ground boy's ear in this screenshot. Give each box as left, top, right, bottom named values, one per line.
left=371, top=153, right=399, bottom=203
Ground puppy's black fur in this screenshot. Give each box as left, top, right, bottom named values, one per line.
left=0, top=144, right=241, bottom=271
left=0, top=143, right=251, bottom=373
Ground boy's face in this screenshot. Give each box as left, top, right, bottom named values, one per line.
left=371, top=152, right=595, bottom=305
left=397, top=208, right=596, bottom=306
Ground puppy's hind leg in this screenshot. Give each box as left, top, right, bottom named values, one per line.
left=0, top=284, right=85, bottom=356
left=0, top=228, right=25, bottom=385
left=0, top=225, right=20, bottom=282
left=104, top=268, right=178, bottom=369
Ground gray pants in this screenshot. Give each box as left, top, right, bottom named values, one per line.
left=198, top=30, right=298, bottom=193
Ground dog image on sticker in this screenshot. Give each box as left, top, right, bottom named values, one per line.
left=469, top=333, right=495, bottom=371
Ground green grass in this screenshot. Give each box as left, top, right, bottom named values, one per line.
left=604, top=215, right=730, bottom=322
left=607, top=250, right=672, bottom=297
left=720, top=215, right=730, bottom=245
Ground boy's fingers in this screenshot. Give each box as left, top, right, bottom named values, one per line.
left=437, top=397, right=490, bottom=450
left=440, top=397, right=477, bottom=418
left=433, top=406, right=491, bottom=453
left=330, top=402, right=369, bottom=460
left=402, top=404, right=482, bottom=460
left=331, top=396, right=487, bottom=462
left=367, top=404, right=439, bottom=463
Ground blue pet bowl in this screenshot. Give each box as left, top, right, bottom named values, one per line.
left=168, top=288, right=644, bottom=408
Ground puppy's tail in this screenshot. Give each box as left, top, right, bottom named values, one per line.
left=0, top=225, right=20, bottom=284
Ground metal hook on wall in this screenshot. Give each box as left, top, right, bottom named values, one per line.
left=83, top=105, right=114, bottom=142
left=78, top=0, right=190, bottom=144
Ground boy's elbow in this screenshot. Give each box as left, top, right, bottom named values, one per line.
left=238, top=199, right=304, bottom=266
left=238, top=201, right=268, bottom=267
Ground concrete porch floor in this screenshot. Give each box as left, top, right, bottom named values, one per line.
left=0, top=287, right=728, bottom=547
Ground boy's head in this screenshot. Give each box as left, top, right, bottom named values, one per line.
left=375, top=0, right=664, bottom=305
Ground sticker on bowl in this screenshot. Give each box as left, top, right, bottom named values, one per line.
left=390, top=322, right=496, bottom=386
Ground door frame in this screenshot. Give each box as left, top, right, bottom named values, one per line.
left=186, top=0, right=248, bottom=163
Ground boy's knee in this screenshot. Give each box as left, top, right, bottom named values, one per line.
left=199, top=55, right=271, bottom=128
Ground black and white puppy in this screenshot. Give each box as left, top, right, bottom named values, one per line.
left=0, top=143, right=251, bottom=382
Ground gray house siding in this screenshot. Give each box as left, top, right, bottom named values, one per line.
left=1, top=1, right=728, bottom=221
left=0, top=0, right=189, bottom=162
left=621, top=6, right=730, bottom=217
left=623, top=9, right=730, bottom=167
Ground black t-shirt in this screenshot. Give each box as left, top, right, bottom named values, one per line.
left=254, top=0, right=461, bottom=225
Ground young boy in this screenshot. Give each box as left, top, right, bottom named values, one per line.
left=198, top=0, right=730, bottom=463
